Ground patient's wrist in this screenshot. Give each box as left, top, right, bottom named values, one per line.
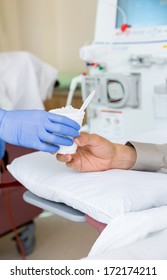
left=112, top=143, right=137, bottom=170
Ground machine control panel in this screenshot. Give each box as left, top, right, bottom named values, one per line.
left=114, top=26, right=167, bottom=44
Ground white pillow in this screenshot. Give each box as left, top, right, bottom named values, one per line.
left=7, top=151, right=167, bottom=224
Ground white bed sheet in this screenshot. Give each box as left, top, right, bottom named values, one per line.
left=87, top=206, right=167, bottom=260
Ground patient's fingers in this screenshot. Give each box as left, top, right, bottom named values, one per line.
left=75, top=133, right=102, bottom=147
left=56, top=154, right=80, bottom=171
left=56, top=154, right=72, bottom=163
left=66, top=158, right=79, bottom=170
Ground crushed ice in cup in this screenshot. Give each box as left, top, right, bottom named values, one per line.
left=51, top=106, right=80, bottom=114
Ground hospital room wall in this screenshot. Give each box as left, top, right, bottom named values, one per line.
left=0, top=0, right=97, bottom=72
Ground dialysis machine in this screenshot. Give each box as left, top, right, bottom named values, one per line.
left=77, top=0, right=167, bottom=142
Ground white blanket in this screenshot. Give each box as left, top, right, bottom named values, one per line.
left=0, top=51, right=57, bottom=110
left=87, top=206, right=167, bottom=260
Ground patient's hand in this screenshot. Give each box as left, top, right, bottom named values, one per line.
left=56, top=133, right=136, bottom=172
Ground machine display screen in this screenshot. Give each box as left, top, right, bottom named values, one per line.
left=116, top=0, right=167, bottom=28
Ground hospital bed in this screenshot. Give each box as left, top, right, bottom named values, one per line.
left=6, top=129, right=167, bottom=259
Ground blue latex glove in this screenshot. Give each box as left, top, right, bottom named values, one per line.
left=0, top=109, right=80, bottom=153
left=0, top=139, right=5, bottom=159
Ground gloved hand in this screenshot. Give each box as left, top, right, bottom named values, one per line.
left=0, top=109, right=80, bottom=153
left=0, top=139, right=5, bottom=159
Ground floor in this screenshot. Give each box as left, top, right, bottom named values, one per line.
left=0, top=213, right=99, bottom=260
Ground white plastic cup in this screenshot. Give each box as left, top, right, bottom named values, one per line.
left=49, top=107, right=85, bottom=154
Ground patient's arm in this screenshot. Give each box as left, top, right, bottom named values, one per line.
left=127, top=141, right=167, bottom=173
left=56, top=133, right=136, bottom=172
